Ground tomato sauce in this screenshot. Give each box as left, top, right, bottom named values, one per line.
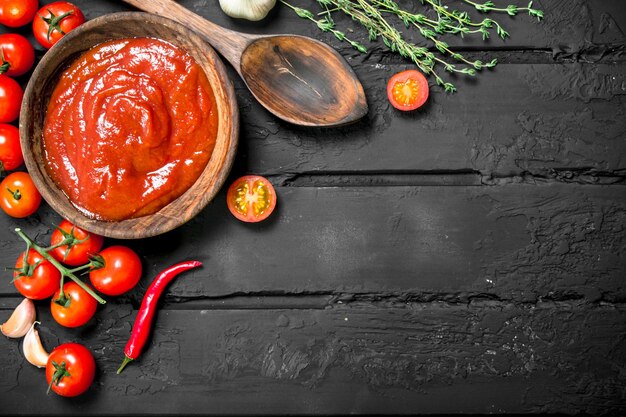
left=43, top=38, right=218, bottom=221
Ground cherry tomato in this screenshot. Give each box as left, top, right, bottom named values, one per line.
left=0, top=0, right=38, bottom=28
left=50, top=220, right=104, bottom=266
left=89, top=246, right=142, bottom=296
left=0, top=34, right=35, bottom=77
left=386, top=69, right=429, bottom=111
left=226, top=175, right=277, bottom=222
left=0, top=171, right=41, bottom=218
left=32, top=2, right=85, bottom=49
left=0, top=74, right=23, bottom=123
left=46, top=343, right=95, bottom=397
left=13, top=249, right=61, bottom=300
left=50, top=282, right=97, bottom=327
left=0, top=124, right=23, bottom=171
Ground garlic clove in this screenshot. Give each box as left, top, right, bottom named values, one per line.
left=219, top=0, right=277, bottom=21
left=23, top=322, right=49, bottom=368
left=1, top=298, right=36, bottom=338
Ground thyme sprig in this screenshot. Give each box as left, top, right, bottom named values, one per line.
left=281, top=1, right=368, bottom=52
left=280, top=0, right=544, bottom=92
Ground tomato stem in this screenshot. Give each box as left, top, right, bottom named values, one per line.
left=40, top=9, right=74, bottom=42
left=68, top=263, right=93, bottom=275
left=14, top=228, right=106, bottom=305
left=53, top=282, right=71, bottom=307
left=0, top=49, right=10, bottom=75
left=6, top=186, right=21, bottom=200
left=11, top=256, right=44, bottom=282
left=47, top=360, right=71, bottom=395
left=48, top=225, right=91, bottom=263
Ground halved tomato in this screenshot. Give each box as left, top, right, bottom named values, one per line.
left=386, top=69, right=429, bottom=111
left=226, top=175, right=276, bottom=223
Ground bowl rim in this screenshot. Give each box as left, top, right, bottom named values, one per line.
left=19, top=12, right=239, bottom=239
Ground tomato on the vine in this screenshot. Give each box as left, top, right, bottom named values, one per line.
left=89, top=246, right=142, bottom=296
left=386, top=69, right=429, bottom=111
left=50, top=220, right=104, bottom=266
left=0, top=74, right=23, bottom=123
left=226, top=175, right=277, bottom=222
left=50, top=282, right=97, bottom=327
left=0, top=0, right=38, bottom=28
left=13, top=249, right=61, bottom=300
left=0, top=124, right=23, bottom=171
left=46, top=343, right=95, bottom=397
left=0, top=171, right=41, bottom=218
left=32, top=2, right=85, bottom=49
left=0, top=33, right=35, bottom=77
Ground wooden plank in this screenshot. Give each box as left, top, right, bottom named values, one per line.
left=161, top=0, right=626, bottom=52
left=6, top=0, right=623, bottom=52
left=4, top=3, right=624, bottom=177
left=238, top=61, right=626, bottom=177
left=1, top=184, right=624, bottom=302
left=1, top=303, right=624, bottom=414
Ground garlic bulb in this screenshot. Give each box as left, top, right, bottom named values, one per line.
left=23, top=322, right=50, bottom=368
left=1, top=298, right=36, bottom=338
left=219, top=0, right=276, bottom=21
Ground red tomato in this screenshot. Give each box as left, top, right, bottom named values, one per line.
left=32, top=2, right=85, bottom=49
left=0, top=0, right=38, bottom=28
left=0, top=171, right=41, bottom=218
left=226, top=175, right=277, bottom=222
left=0, top=34, right=35, bottom=77
left=13, top=249, right=61, bottom=300
left=50, top=220, right=104, bottom=266
left=0, top=75, right=23, bottom=123
left=0, top=124, right=23, bottom=171
left=50, top=282, right=97, bottom=327
left=386, top=69, right=429, bottom=111
left=89, top=246, right=142, bottom=296
left=46, top=343, right=95, bottom=397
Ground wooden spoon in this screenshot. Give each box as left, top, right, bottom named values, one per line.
left=120, top=0, right=368, bottom=127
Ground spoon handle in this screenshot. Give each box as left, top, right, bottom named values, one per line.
left=119, top=0, right=253, bottom=71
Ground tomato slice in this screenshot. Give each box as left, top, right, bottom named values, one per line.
left=386, top=69, right=429, bottom=111
left=226, top=175, right=276, bottom=222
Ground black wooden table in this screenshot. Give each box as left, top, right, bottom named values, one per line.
left=1, top=0, right=625, bottom=414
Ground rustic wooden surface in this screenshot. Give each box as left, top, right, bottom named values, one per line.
left=1, top=0, right=625, bottom=414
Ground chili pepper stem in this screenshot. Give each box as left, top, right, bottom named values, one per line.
left=14, top=228, right=106, bottom=305
left=117, top=356, right=133, bottom=374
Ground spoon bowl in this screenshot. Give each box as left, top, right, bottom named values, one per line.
left=240, top=35, right=367, bottom=126
left=120, top=0, right=368, bottom=127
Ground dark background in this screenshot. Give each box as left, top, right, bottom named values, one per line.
left=1, top=0, right=625, bottom=414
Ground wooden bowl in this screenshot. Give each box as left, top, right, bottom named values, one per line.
left=20, top=12, right=239, bottom=239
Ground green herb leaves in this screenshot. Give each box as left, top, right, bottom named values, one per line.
left=281, top=0, right=544, bottom=92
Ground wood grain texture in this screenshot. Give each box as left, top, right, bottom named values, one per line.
left=234, top=61, right=626, bottom=178
left=0, top=303, right=624, bottom=415
left=1, top=184, right=624, bottom=302
left=19, top=13, right=239, bottom=239
left=1, top=0, right=624, bottom=415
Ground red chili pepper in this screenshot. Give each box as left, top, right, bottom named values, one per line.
left=117, top=260, right=202, bottom=374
